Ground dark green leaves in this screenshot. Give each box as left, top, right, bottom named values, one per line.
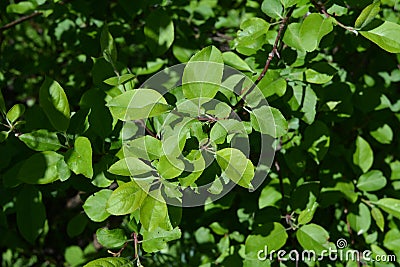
left=65, top=137, right=93, bottom=178
left=18, top=151, right=70, bottom=184
left=16, top=185, right=46, bottom=243
left=144, top=9, right=175, bottom=55
left=360, top=21, right=400, bottom=53
left=19, top=129, right=62, bottom=151
left=182, top=46, right=224, bottom=100
left=107, top=89, right=171, bottom=121
left=0, top=89, right=5, bottom=115
left=39, top=77, right=70, bottom=132
left=347, top=203, right=371, bottom=235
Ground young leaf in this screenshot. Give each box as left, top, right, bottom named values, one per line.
left=360, top=21, right=400, bottom=53
left=142, top=227, right=181, bottom=253
left=65, top=136, right=93, bottom=178
left=18, top=151, right=70, bottom=184
left=19, top=129, right=62, bottom=151
left=106, top=180, right=148, bottom=215
left=374, top=198, right=400, bottom=219
left=124, top=136, right=162, bottom=160
left=157, top=156, right=185, bottom=179
left=296, top=224, right=331, bottom=254
left=353, top=136, right=373, bottom=173
left=182, top=46, right=224, bottom=101
left=84, top=258, right=134, bottom=267
left=347, top=203, right=371, bottom=235
left=234, top=18, right=270, bottom=55
left=299, top=13, right=334, bottom=52
left=83, top=189, right=112, bottom=222
left=144, top=9, right=174, bottom=55
left=39, top=77, right=70, bottom=132
left=6, top=103, right=25, bottom=123
left=354, top=1, right=380, bottom=29
left=261, top=0, right=283, bottom=19
left=108, top=157, right=154, bottom=177
left=16, top=185, right=46, bottom=244
left=216, top=148, right=254, bottom=189
left=371, top=207, right=385, bottom=232
left=107, top=89, right=171, bottom=121
left=357, top=170, right=387, bottom=191
left=222, top=51, right=253, bottom=72
left=140, top=191, right=171, bottom=231
left=370, top=124, right=393, bottom=144
left=100, top=26, right=117, bottom=64
left=96, top=228, right=127, bottom=248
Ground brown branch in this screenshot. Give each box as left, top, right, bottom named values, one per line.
left=240, top=6, right=295, bottom=102
left=0, top=11, right=43, bottom=32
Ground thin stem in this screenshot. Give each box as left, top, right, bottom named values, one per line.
left=240, top=6, right=295, bottom=101
left=0, top=11, right=43, bottom=32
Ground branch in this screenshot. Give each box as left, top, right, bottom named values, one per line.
left=0, top=11, right=43, bottom=32
left=310, top=0, right=358, bottom=34
left=240, top=6, right=295, bottom=101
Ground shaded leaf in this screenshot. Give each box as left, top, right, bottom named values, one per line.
left=144, top=9, right=174, bottom=55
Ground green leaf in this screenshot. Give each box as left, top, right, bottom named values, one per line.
left=18, top=151, right=70, bottom=184
left=383, top=229, right=400, bottom=251
left=357, top=170, right=387, bottom=191
left=258, top=182, right=282, bottom=209
left=67, top=214, right=88, bottom=238
left=124, top=136, right=162, bottom=161
left=370, top=124, right=393, bottom=144
left=103, top=74, right=135, bottom=86
left=234, top=18, right=270, bottom=55
left=39, top=77, right=70, bottom=132
left=353, top=136, right=373, bottom=173
left=299, top=13, right=334, bottom=52
left=100, top=26, right=117, bottom=64
left=106, top=181, right=148, bottom=216
left=222, top=52, right=253, bottom=72
left=96, top=228, right=127, bottom=248
left=360, top=21, right=400, bottom=53
left=142, top=227, right=181, bottom=253
left=216, top=148, right=254, bottom=189
left=355, top=1, right=380, bottom=29
left=347, top=203, right=371, bottom=235
left=65, top=137, right=93, bottom=178
left=245, top=223, right=288, bottom=260
left=371, top=207, right=385, bottom=232
left=296, top=224, right=331, bottom=254
left=280, top=0, right=299, bottom=8
left=261, top=0, right=283, bottom=19
left=283, top=23, right=304, bottom=51
left=0, top=131, right=7, bottom=143
left=288, top=84, right=317, bottom=124
left=108, top=157, right=154, bottom=177
left=6, top=103, right=25, bottom=123
left=107, top=89, right=171, bottom=121
left=250, top=106, right=288, bottom=137
left=298, top=201, right=319, bottom=225
left=6, top=1, right=36, bottom=14
left=0, top=89, right=6, bottom=115
left=84, top=257, right=134, bottom=267
left=140, top=191, right=171, bottom=231
left=257, top=70, right=287, bottom=98
left=19, top=129, right=62, bottom=151
left=210, top=119, right=247, bottom=145
left=305, top=62, right=336, bottom=84
left=303, top=121, right=330, bottom=164
left=375, top=198, right=400, bottom=219
left=144, top=9, right=174, bottom=55
left=83, top=189, right=112, bottom=222
left=16, top=185, right=46, bottom=243
left=65, top=246, right=85, bottom=267
left=182, top=46, right=224, bottom=101
left=157, top=156, right=185, bottom=179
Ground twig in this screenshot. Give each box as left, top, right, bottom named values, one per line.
left=0, top=11, right=43, bottom=32
left=240, top=6, right=295, bottom=101
left=311, top=0, right=358, bottom=34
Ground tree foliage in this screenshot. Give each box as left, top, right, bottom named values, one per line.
left=1, top=0, right=400, bottom=266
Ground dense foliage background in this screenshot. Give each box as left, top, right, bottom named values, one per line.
left=1, top=0, right=400, bottom=266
